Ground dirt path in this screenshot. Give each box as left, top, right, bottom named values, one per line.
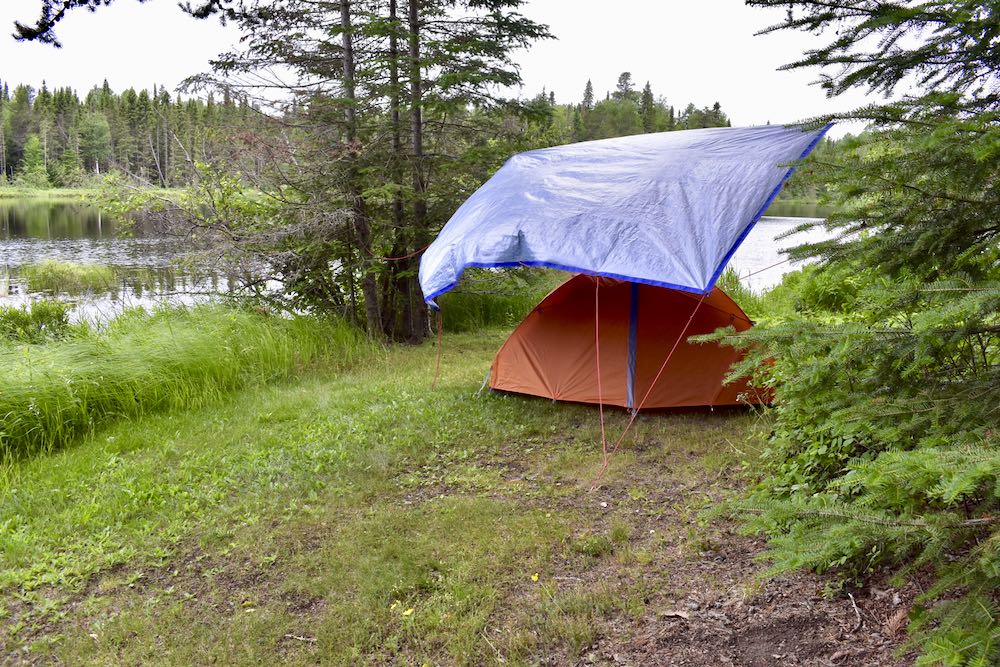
left=499, top=434, right=915, bottom=667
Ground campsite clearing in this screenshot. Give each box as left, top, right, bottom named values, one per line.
left=2, top=331, right=909, bottom=666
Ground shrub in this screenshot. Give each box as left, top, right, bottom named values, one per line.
left=731, top=3, right=1000, bottom=662
left=760, top=264, right=867, bottom=317
left=437, top=267, right=563, bottom=332
left=0, top=301, right=74, bottom=344
left=716, top=267, right=765, bottom=319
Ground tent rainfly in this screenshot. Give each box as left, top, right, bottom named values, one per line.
left=418, top=124, right=830, bottom=409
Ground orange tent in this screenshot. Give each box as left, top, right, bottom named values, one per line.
left=489, top=275, right=768, bottom=409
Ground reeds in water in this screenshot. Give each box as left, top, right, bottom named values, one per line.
left=19, top=260, right=118, bottom=295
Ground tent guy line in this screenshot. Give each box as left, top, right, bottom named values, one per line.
left=589, top=287, right=711, bottom=491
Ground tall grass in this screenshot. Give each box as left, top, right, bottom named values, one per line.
left=0, top=305, right=372, bottom=461
left=0, top=187, right=97, bottom=200
left=0, top=300, right=74, bottom=344
left=438, top=268, right=564, bottom=332
left=716, top=267, right=766, bottom=320
left=439, top=267, right=770, bottom=329
left=19, top=260, right=118, bottom=295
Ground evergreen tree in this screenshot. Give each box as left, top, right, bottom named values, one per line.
left=16, top=134, right=50, bottom=188
left=78, top=111, right=111, bottom=173
left=0, top=82, right=7, bottom=181
left=571, top=106, right=584, bottom=141
left=14, top=0, right=237, bottom=45
left=640, top=81, right=655, bottom=132
left=128, top=0, right=552, bottom=340
left=0, top=78, right=259, bottom=185
left=6, top=85, right=34, bottom=169
left=677, top=101, right=729, bottom=129
left=727, top=2, right=1000, bottom=663
left=581, top=79, right=594, bottom=110
left=612, top=71, right=635, bottom=101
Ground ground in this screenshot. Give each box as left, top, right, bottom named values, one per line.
left=0, top=331, right=913, bottom=665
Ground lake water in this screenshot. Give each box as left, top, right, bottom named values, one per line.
left=0, top=197, right=831, bottom=320
left=0, top=198, right=227, bottom=322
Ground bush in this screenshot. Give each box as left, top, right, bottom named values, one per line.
left=437, top=267, right=563, bottom=332
left=0, top=301, right=74, bottom=344
left=716, top=267, right=765, bottom=319
left=760, top=264, right=867, bottom=317
left=723, top=221, right=1000, bottom=665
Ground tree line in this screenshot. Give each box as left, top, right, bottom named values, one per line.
left=570, top=72, right=730, bottom=141
left=0, top=80, right=257, bottom=187
left=513, top=72, right=732, bottom=146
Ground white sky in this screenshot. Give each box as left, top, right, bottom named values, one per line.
left=0, top=0, right=873, bottom=135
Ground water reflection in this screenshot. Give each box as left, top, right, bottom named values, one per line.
left=731, top=216, right=831, bottom=292
left=0, top=198, right=123, bottom=240
left=763, top=200, right=834, bottom=219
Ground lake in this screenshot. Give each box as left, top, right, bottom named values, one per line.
left=0, top=198, right=229, bottom=322
left=0, top=197, right=831, bottom=320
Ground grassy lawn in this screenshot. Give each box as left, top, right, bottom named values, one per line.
left=4, top=329, right=880, bottom=665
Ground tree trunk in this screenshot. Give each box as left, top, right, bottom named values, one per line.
left=381, top=0, right=416, bottom=340
left=407, top=0, right=429, bottom=340
left=147, top=133, right=166, bottom=187
left=341, top=0, right=384, bottom=337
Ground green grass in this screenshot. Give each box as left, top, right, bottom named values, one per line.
left=0, top=187, right=100, bottom=200
left=0, top=300, right=74, bottom=344
left=0, top=326, right=756, bottom=665
left=716, top=266, right=766, bottom=320
left=0, top=305, right=372, bottom=461
left=18, top=260, right=118, bottom=295
left=0, top=185, right=185, bottom=203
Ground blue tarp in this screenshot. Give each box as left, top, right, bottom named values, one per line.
left=419, top=123, right=830, bottom=305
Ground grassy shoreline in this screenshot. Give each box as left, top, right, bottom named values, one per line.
left=0, top=327, right=733, bottom=660
left=0, top=187, right=99, bottom=200
left=3, top=186, right=826, bottom=209
left=0, top=185, right=185, bottom=202
left=0, top=305, right=372, bottom=462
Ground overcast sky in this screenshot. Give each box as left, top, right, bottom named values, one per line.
left=0, top=0, right=872, bottom=134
